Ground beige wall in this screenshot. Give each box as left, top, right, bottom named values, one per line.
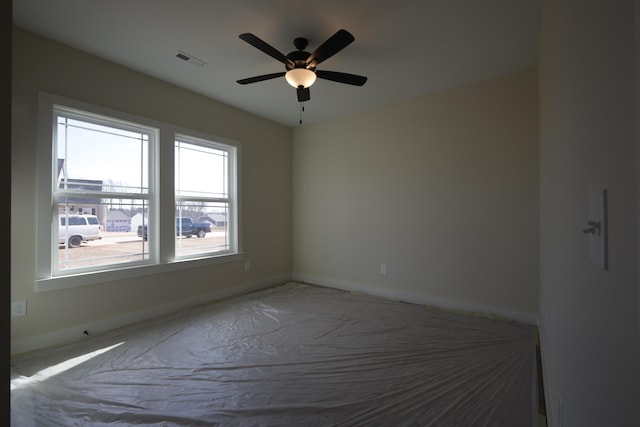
left=539, top=0, right=639, bottom=425
left=292, top=69, right=539, bottom=321
left=11, top=28, right=292, bottom=353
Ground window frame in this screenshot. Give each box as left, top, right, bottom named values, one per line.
left=36, top=93, right=242, bottom=293
left=174, top=134, right=239, bottom=260
left=53, top=104, right=158, bottom=273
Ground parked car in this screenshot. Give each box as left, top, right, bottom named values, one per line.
left=59, top=214, right=102, bottom=248
left=137, top=217, right=212, bottom=240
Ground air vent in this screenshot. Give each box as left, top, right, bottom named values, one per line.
left=175, top=50, right=206, bottom=67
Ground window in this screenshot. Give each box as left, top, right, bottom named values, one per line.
left=175, top=137, right=237, bottom=259
left=53, top=107, right=153, bottom=272
left=36, top=93, right=241, bottom=292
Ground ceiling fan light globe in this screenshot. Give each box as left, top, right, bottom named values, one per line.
left=285, top=68, right=316, bottom=88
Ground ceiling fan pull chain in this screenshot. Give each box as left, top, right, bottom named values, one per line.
left=299, top=102, right=303, bottom=125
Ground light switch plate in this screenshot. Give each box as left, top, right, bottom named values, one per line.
left=586, top=187, right=608, bottom=271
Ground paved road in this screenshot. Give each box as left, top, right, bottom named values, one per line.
left=59, top=231, right=228, bottom=270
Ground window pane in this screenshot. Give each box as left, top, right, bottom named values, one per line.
left=57, top=117, right=149, bottom=194
left=57, top=199, right=150, bottom=271
left=175, top=141, right=228, bottom=198
left=175, top=202, right=230, bottom=258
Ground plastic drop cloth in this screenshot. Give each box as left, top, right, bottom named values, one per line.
left=11, top=282, right=537, bottom=426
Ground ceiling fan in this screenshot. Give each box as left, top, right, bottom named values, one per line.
left=236, top=29, right=367, bottom=103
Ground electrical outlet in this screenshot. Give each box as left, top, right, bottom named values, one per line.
left=380, top=264, right=387, bottom=275
left=244, top=261, right=251, bottom=271
left=12, top=300, right=27, bottom=317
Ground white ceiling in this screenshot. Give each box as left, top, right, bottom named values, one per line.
left=12, top=0, right=540, bottom=128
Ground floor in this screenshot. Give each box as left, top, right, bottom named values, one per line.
left=12, top=282, right=540, bottom=426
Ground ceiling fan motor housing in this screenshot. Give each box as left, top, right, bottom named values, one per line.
left=286, top=40, right=313, bottom=71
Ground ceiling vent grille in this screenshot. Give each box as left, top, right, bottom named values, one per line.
left=175, top=50, right=206, bottom=67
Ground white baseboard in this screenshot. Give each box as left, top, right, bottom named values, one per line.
left=11, top=274, right=291, bottom=357
left=291, top=273, right=539, bottom=326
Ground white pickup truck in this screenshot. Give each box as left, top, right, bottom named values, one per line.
left=59, top=214, right=102, bottom=248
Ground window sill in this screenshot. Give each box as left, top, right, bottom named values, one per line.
left=36, top=253, right=243, bottom=293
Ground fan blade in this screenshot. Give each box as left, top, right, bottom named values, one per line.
left=237, top=72, right=285, bottom=85
left=297, top=86, right=310, bottom=102
left=306, top=29, right=355, bottom=68
left=239, top=33, right=294, bottom=68
left=316, top=70, right=367, bottom=86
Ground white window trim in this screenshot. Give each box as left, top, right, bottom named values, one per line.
left=35, top=92, right=242, bottom=293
